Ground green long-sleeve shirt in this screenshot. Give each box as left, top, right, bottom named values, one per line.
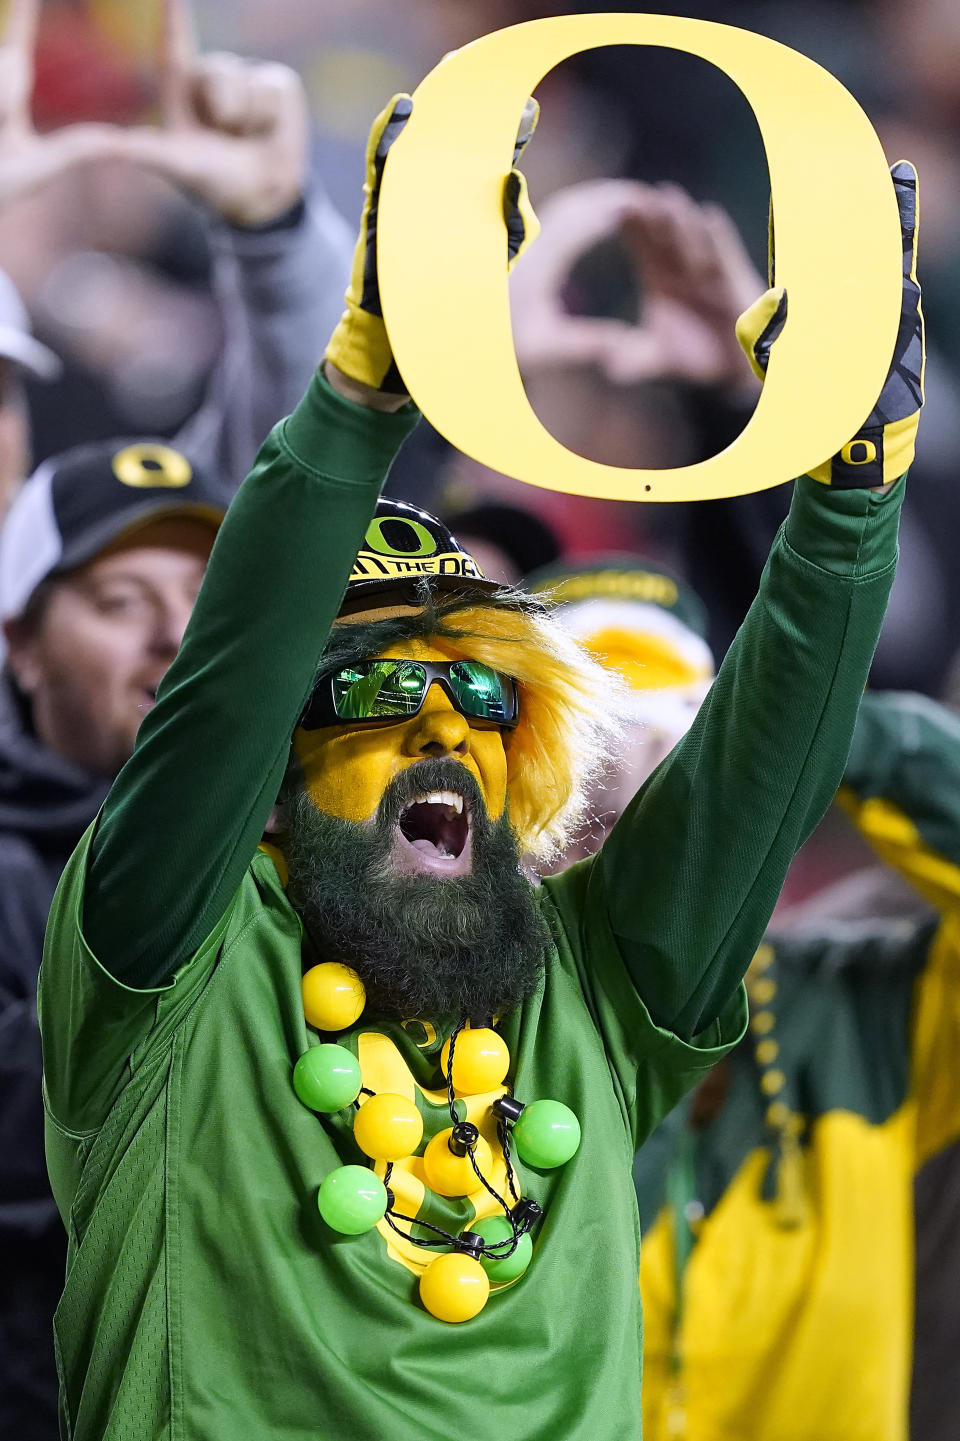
left=40, top=370, right=902, bottom=1441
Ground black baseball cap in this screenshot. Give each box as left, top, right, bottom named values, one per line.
left=338, top=496, right=504, bottom=616
left=0, top=437, right=226, bottom=620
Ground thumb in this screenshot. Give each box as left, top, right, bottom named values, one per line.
left=735, top=286, right=787, bottom=381
left=890, top=159, right=918, bottom=283
left=115, top=125, right=190, bottom=179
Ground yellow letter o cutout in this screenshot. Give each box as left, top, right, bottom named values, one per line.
left=377, top=15, right=903, bottom=502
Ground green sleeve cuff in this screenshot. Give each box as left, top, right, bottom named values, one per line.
left=281, top=368, right=420, bottom=484
left=644, top=982, right=749, bottom=1071
left=784, top=473, right=905, bottom=579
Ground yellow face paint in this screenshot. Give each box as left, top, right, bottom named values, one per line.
left=293, top=639, right=509, bottom=825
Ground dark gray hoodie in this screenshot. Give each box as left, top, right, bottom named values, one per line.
left=0, top=669, right=108, bottom=1438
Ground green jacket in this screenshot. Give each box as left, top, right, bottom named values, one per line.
left=636, top=691, right=960, bottom=1441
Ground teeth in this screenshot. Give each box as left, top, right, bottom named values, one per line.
left=411, top=790, right=464, bottom=813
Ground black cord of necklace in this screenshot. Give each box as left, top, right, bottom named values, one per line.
left=379, top=1020, right=527, bottom=1260
left=496, top=1117, right=522, bottom=1205
left=450, top=1017, right=520, bottom=1252
left=444, top=1016, right=467, bottom=1121
left=382, top=1179, right=536, bottom=1257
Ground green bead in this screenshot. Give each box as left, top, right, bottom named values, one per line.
left=317, top=1165, right=388, bottom=1234
left=293, top=1044, right=362, bottom=1112
left=512, top=1099, right=581, bottom=1168
left=473, top=1215, right=533, bottom=1283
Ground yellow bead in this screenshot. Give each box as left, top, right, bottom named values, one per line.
left=419, top=1252, right=490, bottom=1322
left=755, top=1039, right=779, bottom=1066
left=302, top=963, right=366, bottom=1031
left=766, top=1101, right=790, bottom=1128
left=751, top=1010, right=775, bottom=1036
left=353, top=1093, right=424, bottom=1162
left=440, top=1027, right=510, bottom=1094
left=760, top=1068, right=786, bottom=1096
left=750, top=977, right=776, bottom=1005
left=423, top=1128, right=493, bottom=1197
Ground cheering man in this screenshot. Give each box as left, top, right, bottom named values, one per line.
left=39, top=98, right=922, bottom=1439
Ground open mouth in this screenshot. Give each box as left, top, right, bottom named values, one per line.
left=394, top=789, right=473, bottom=874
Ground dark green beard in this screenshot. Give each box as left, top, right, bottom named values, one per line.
left=282, top=758, right=550, bottom=1023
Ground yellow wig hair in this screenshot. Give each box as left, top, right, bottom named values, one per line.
left=316, top=591, right=625, bottom=864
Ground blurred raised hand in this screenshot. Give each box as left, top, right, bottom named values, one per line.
left=0, top=0, right=125, bottom=208
left=510, top=177, right=764, bottom=391
left=121, top=0, right=309, bottom=227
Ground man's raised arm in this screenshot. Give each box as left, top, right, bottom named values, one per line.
left=78, top=99, right=416, bottom=988
left=546, top=163, right=923, bottom=1049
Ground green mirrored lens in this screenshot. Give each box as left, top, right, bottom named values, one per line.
left=450, top=661, right=513, bottom=722
left=328, top=659, right=515, bottom=724
left=332, top=661, right=427, bottom=718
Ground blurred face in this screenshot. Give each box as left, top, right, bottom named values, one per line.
left=556, top=721, right=680, bottom=868
left=0, top=359, right=30, bottom=518
left=293, top=638, right=509, bottom=880
left=5, top=516, right=215, bottom=775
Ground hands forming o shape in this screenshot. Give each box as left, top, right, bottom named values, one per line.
left=0, top=0, right=309, bottom=225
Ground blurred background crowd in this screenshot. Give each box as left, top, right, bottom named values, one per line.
left=7, top=0, right=960, bottom=892
left=2, top=1, right=960, bottom=1438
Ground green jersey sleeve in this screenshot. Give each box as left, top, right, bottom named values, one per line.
left=79, top=371, right=417, bottom=988
left=40, top=821, right=237, bottom=1164
left=544, top=475, right=903, bottom=1090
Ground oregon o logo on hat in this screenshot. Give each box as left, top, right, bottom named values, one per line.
left=364, top=515, right=436, bottom=558
left=111, top=443, right=193, bottom=490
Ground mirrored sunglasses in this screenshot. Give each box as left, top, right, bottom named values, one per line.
left=299, top=658, right=520, bottom=730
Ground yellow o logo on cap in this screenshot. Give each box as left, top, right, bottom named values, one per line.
left=377, top=15, right=903, bottom=503
left=111, top=443, right=193, bottom=490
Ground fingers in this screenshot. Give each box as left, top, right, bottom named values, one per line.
left=0, top=122, right=128, bottom=208
left=699, top=203, right=766, bottom=301
left=512, top=97, right=539, bottom=167
left=622, top=184, right=722, bottom=301
left=600, top=324, right=672, bottom=386
left=890, top=159, right=919, bottom=282
left=159, top=0, right=198, bottom=128
left=2, top=0, right=39, bottom=55
left=194, top=53, right=306, bottom=137
left=504, top=169, right=540, bottom=268
left=734, top=287, right=787, bottom=380
left=620, top=183, right=765, bottom=331
left=513, top=315, right=639, bottom=375
left=363, top=92, right=412, bottom=212
left=244, top=62, right=306, bottom=137
left=193, top=52, right=253, bottom=133
left=0, top=47, right=30, bottom=131
left=370, top=94, right=413, bottom=170
left=0, top=0, right=40, bottom=132
left=522, top=180, right=652, bottom=285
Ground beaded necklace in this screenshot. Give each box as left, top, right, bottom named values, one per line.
left=292, top=960, right=580, bottom=1322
